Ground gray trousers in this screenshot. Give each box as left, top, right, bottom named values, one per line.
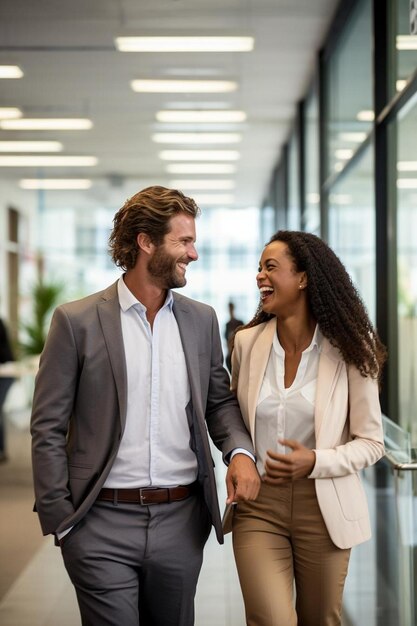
left=60, top=492, right=211, bottom=626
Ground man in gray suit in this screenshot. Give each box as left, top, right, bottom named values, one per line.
left=31, top=186, right=260, bottom=626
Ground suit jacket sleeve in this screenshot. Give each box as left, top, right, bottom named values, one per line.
left=31, top=306, right=78, bottom=534
left=203, top=309, right=254, bottom=461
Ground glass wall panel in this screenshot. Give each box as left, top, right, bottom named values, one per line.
left=325, top=0, right=373, bottom=180
left=328, top=145, right=376, bottom=322
left=303, top=85, right=320, bottom=234
left=287, top=133, right=300, bottom=230
left=182, top=206, right=261, bottom=344
left=396, top=95, right=417, bottom=445
left=393, top=0, right=417, bottom=98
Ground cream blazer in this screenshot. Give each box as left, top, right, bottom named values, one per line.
left=231, top=318, right=385, bottom=549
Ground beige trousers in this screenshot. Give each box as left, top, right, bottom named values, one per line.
left=232, top=479, right=351, bottom=626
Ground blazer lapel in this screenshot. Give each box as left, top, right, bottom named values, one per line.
left=247, top=318, right=276, bottom=442
left=172, top=295, right=203, bottom=416
left=315, top=338, right=344, bottom=441
left=97, top=282, right=128, bottom=431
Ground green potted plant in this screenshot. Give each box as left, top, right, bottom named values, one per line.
left=20, top=280, right=64, bottom=356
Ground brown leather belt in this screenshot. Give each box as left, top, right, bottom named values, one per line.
left=96, top=482, right=199, bottom=506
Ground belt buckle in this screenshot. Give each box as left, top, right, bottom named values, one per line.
left=139, top=487, right=162, bottom=505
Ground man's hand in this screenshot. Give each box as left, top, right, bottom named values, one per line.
left=226, top=453, right=261, bottom=504
left=263, top=439, right=316, bottom=485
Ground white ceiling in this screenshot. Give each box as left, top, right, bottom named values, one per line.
left=0, top=0, right=340, bottom=211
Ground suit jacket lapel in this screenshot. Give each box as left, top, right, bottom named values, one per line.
left=315, top=338, right=344, bottom=441
left=172, top=294, right=203, bottom=416
left=247, top=318, right=276, bottom=442
left=97, top=282, right=128, bottom=431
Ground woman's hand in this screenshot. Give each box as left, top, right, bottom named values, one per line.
left=263, top=439, right=316, bottom=484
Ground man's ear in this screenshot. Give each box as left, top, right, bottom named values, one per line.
left=137, top=232, right=155, bottom=255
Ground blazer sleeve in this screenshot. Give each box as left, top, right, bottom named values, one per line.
left=310, top=365, right=385, bottom=479
left=203, top=309, right=254, bottom=461
left=31, top=306, right=78, bottom=534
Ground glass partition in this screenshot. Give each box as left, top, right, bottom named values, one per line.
left=328, top=145, right=376, bottom=322
left=343, top=415, right=417, bottom=626
left=303, top=85, right=320, bottom=234
left=396, top=95, right=417, bottom=445
left=287, top=133, right=300, bottom=230
left=393, top=0, right=417, bottom=98
left=325, top=0, right=373, bottom=180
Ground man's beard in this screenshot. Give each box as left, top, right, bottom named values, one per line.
left=148, top=245, right=187, bottom=289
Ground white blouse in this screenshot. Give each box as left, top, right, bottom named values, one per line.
left=255, top=325, right=322, bottom=475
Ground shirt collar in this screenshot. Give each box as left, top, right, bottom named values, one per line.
left=117, top=275, right=174, bottom=313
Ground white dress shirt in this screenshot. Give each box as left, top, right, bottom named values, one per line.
left=255, top=325, right=322, bottom=475
left=103, top=276, right=198, bottom=488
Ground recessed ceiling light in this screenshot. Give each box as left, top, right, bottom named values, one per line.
left=396, top=35, right=417, bottom=50
left=156, top=110, right=246, bottom=123
left=164, top=101, right=233, bottom=109
left=115, top=36, right=254, bottom=52
left=0, top=108, right=22, bottom=120
left=397, top=179, right=417, bottom=189
left=159, top=150, right=240, bottom=161
left=338, top=132, right=367, bottom=142
left=356, top=110, right=374, bottom=122
left=131, top=79, right=238, bottom=93
left=396, top=79, right=407, bottom=91
left=192, top=193, right=235, bottom=205
left=169, top=179, right=235, bottom=190
left=0, top=65, right=23, bottom=78
left=0, top=156, right=97, bottom=166
left=0, top=118, right=93, bottom=130
left=166, top=163, right=237, bottom=174
left=335, top=149, right=354, bottom=160
left=0, top=141, right=63, bottom=152
left=152, top=133, right=241, bottom=144
left=20, top=179, right=92, bottom=190
left=397, top=161, right=417, bottom=171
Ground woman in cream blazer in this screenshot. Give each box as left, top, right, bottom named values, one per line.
left=230, top=230, right=386, bottom=626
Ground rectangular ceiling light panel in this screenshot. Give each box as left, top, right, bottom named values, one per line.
left=0, top=156, right=97, bottom=166
left=0, top=119, right=93, bottom=130
left=0, top=141, right=63, bottom=152
left=166, top=163, right=237, bottom=174
left=159, top=150, right=240, bottom=161
left=152, top=133, right=241, bottom=144
left=116, top=36, right=254, bottom=52
left=0, top=66, right=23, bottom=78
left=131, top=80, right=237, bottom=93
left=20, top=179, right=92, bottom=190
left=156, top=110, right=246, bottom=123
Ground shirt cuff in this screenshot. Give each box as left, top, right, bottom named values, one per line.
left=229, top=448, right=256, bottom=464
left=56, top=526, right=73, bottom=541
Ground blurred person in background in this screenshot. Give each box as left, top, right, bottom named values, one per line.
left=224, top=301, right=243, bottom=373
left=0, top=317, right=15, bottom=462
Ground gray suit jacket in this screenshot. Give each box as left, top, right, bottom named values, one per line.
left=31, top=282, right=254, bottom=543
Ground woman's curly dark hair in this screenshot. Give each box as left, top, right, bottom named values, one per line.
left=109, top=185, right=200, bottom=271
left=238, top=230, right=387, bottom=380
